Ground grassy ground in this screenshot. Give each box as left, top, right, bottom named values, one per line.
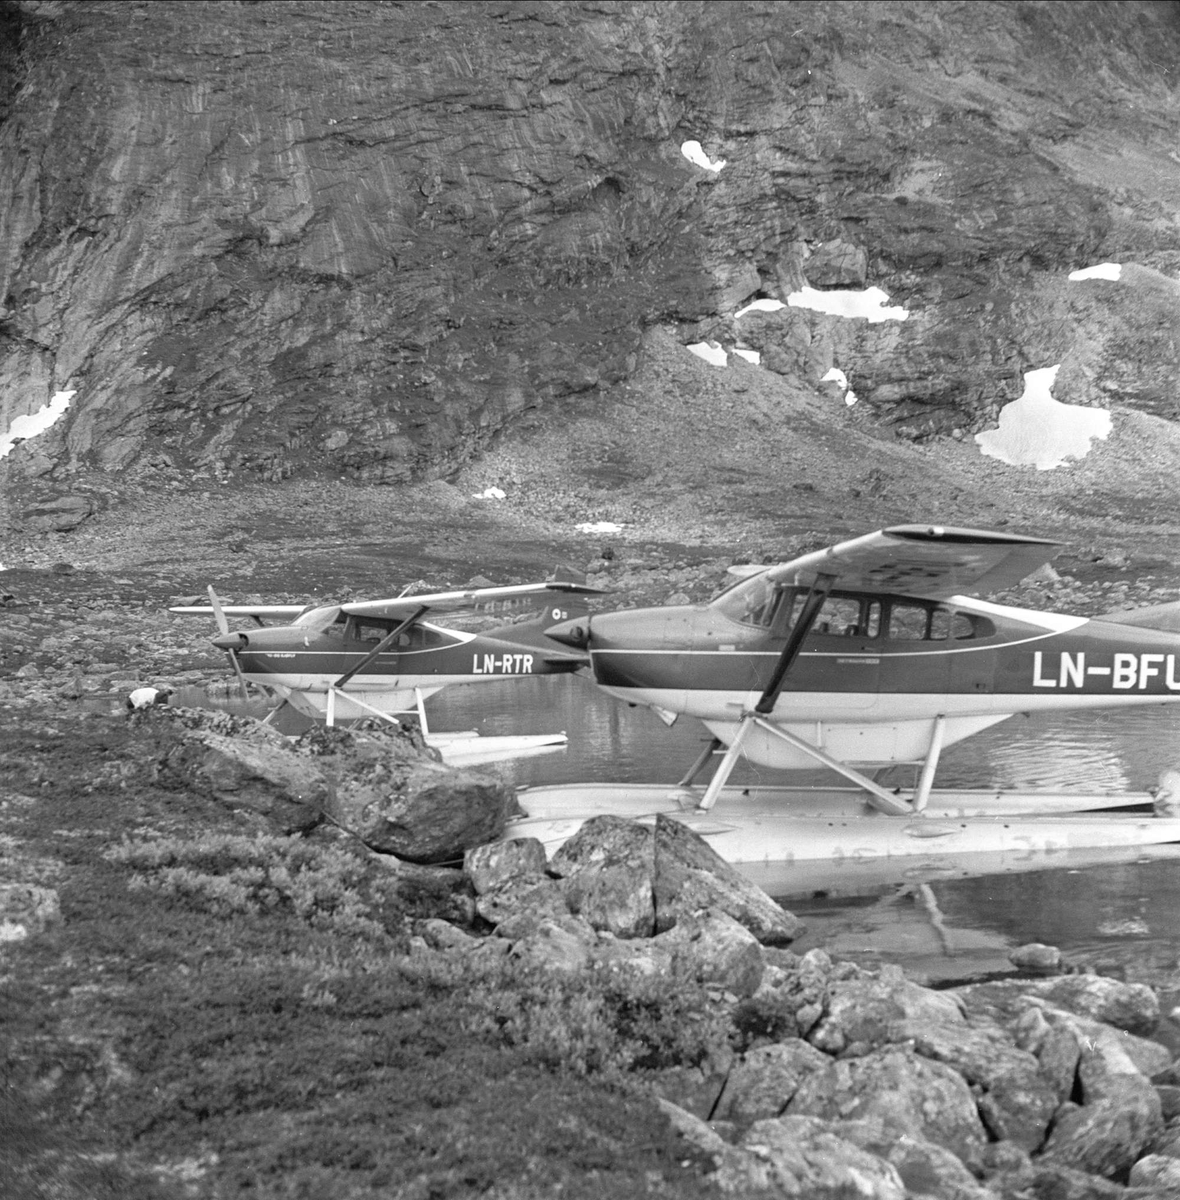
left=1, top=709, right=740, bottom=1199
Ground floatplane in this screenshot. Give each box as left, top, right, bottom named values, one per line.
left=513, top=525, right=1180, bottom=889
left=171, top=576, right=603, bottom=767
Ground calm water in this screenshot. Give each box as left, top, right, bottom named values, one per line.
left=161, top=675, right=1180, bottom=991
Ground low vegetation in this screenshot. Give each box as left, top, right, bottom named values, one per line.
left=2, top=710, right=727, bottom=1198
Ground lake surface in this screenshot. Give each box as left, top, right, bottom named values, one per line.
left=166, top=675, right=1180, bottom=996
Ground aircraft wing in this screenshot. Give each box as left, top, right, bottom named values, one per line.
left=170, top=604, right=308, bottom=620
left=341, top=580, right=608, bottom=621
left=763, top=525, right=1059, bottom=598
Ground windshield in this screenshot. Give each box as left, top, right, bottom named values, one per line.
left=711, top=573, right=780, bottom=627
left=292, top=605, right=345, bottom=632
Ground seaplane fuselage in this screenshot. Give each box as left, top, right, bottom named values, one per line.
left=550, top=581, right=1180, bottom=769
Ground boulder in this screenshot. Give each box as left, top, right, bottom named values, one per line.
left=415, top=917, right=481, bottom=952
left=891, top=1017, right=1058, bottom=1151
left=808, top=967, right=966, bottom=1054
left=17, top=492, right=95, bottom=533
left=179, top=731, right=329, bottom=833
left=507, top=916, right=595, bottom=974
left=478, top=875, right=571, bottom=930
left=1009, top=942, right=1063, bottom=974
left=835, top=1118, right=996, bottom=1200
left=549, top=814, right=800, bottom=945
left=1024, top=1162, right=1125, bottom=1200
left=1040, top=1074, right=1163, bottom=1180
left=463, top=837, right=548, bottom=895
left=955, top=976, right=1159, bottom=1038
left=728, top=1115, right=906, bottom=1199
left=712, top=1038, right=831, bottom=1123
left=334, top=761, right=517, bottom=863
left=654, top=908, right=766, bottom=998
left=1129, top=1153, right=1180, bottom=1189
left=787, top=1044, right=989, bottom=1172
left=652, top=815, right=801, bottom=945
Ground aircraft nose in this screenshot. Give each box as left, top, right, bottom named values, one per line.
left=545, top=615, right=591, bottom=649
left=211, top=631, right=249, bottom=650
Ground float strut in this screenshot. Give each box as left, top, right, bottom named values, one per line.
left=678, top=737, right=722, bottom=788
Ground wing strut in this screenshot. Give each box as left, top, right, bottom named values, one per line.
left=325, top=605, right=430, bottom=726
left=697, top=574, right=836, bottom=811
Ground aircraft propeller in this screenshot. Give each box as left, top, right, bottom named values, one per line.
left=206, top=584, right=251, bottom=700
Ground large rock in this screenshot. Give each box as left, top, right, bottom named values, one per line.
left=654, top=908, right=766, bottom=999
left=835, top=1118, right=996, bottom=1200
left=1040, top=1075, right=1163, bottom=1180
left=548, top=814, right=799, bottom=945
left=15, top=492, right=95, bottom=533
left=175, top=730, right=329, bottom=833
left=955, top=976, right=1159, bottom=1039
left=463, top=838, right=548, bottom=895
left=787, top=1044, right=990, bottom=1172
left=333, top=761, right=516, bottom=863
left=652, top=815, right=801, bottom=945
left=807, top=966, right=966, bottom=1055
left=891, top=1017, right=1059, bottom=1151
left=712, top=1038, right=830, bottom=1124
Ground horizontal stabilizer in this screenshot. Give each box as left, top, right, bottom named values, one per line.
left=1098, top=599, right=1180, bottom=633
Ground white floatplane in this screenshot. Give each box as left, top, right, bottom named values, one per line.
left=512, top=526, right=1180, bottom=877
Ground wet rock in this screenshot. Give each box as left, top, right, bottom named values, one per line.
left=712, top=1038, right=830, bottom=1123
left=655, top=908, right=766, bottom=999
left=0, top=883, right=61, bottom=942
left=463, top=837, right=548, bottom=895
left=787, top=1044, right=989, bottom=1172
left=1010, top=942, right=1063, bottom=974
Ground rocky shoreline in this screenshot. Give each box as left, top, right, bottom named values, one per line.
left=5, top=690, right=1180, bottom=1197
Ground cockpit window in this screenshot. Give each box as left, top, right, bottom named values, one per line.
left=293, top=606, right=345, bottom=633
left=713, top=573, right=781, bottom=627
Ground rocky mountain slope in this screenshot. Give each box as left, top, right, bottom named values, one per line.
left=3, top=0, right=1180, bottom=535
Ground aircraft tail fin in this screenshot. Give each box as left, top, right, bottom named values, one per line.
left=1098, top=599, right=1180, bottom=633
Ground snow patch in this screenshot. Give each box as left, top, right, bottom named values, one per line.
left=1069, top=263, right=1122, bottom=282
left=788, top=286, right=909, bottom=323
left=732, top=347, right=761, bottom=365
left=576, top=521, right=622, bottom=534
left=680, top=140, right=726, bottom=173
left=687, top=341, right=727, bottom=367
left=821, top=367, right=859, bottom=406
left=975, top=365, right=1111, bottom=470
left=1, top=390, right=76, bottom=458
left=472, top=486, right=507, bottom=500
left=734, top=298, right=786, bottom=320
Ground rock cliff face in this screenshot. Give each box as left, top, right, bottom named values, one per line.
left=2, top=0, right=1180, bottom=493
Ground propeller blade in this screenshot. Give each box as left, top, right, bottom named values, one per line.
left=207, top=585, right=229, bottom=636
left=228, top=646, right=250, bottom=702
